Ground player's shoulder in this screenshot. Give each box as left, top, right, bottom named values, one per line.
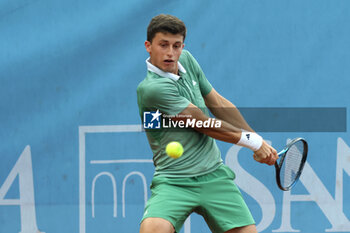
left=179, top=49, right=202, bottom=74
left=179, top=49, right=195, bottom=63
left=137, top=72, right=174, bottom=95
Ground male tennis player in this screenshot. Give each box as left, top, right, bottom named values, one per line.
left=137, top=14, right=278, bottom=233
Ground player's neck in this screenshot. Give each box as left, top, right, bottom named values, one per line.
left=149, top=59, right=179, bottom=75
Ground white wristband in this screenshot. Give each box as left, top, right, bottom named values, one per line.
left=237, top=132, right=263, bottom=151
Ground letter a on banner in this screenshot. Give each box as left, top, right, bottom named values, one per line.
left=0, top=146, right=44, bottom=233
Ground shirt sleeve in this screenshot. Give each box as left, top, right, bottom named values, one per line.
left=182, top=50, right=213, bottom=97
left=141, top=79, right=190, bottom=116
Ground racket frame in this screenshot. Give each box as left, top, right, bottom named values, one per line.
left=274, top=138, right=308, bottom=191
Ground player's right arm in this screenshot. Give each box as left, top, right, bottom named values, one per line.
left=174, top=102, right=277, bottom=165
left=175, top=51, right=277, bottom=165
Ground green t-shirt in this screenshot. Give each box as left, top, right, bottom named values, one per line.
left=137, top=50, right=222, bottom=177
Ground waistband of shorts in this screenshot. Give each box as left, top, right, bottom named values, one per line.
left=151, top=164, right=236, bottom=187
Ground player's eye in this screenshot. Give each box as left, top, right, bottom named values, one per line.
left=174, top=43, right=182, bottom=49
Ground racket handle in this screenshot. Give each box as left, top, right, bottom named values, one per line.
left=277, top=148, right=287, bottom=156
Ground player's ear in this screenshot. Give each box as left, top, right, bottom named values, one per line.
left=145, top=40, right=151, bottom=53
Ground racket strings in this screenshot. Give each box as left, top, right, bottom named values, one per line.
left=280, top=141, right=304, bottom=188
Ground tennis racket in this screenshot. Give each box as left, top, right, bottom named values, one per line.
left=275, top=138, right=308, bottom=191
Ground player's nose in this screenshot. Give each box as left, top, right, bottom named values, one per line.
left=166, top=47, right=174, bottom=57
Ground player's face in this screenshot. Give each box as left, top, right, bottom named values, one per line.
left=145, top=32, right=184, bottom=74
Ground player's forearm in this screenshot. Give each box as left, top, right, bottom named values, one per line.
left=176, top=103, right=258, bottom=146
left=176, top=114, right=262, bottom=151
left=175, top=102, right=263, bottom=151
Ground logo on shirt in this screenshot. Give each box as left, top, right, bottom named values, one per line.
left=143, top=110, right=162, bottom=129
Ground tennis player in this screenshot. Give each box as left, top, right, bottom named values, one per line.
left=137, top=14, right=278, bottom=233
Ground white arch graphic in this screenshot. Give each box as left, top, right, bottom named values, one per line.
left=91, top=171, right=117, bottom=218
left=122, top=171, right=148, bottom=218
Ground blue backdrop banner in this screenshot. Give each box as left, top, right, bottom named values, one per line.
left=1, top=1, right=350, bottom=233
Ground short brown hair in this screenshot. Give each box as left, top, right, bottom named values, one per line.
left=147, top=14, right=186, bottom=43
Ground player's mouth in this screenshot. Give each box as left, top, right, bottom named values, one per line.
left=163, top=59, right=175, bottom=65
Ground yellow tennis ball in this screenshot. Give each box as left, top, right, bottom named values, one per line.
left=166, top=141, right=184, bottom=159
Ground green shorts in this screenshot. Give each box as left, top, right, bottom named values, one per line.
left=141, top=165, right=255, bottom=233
